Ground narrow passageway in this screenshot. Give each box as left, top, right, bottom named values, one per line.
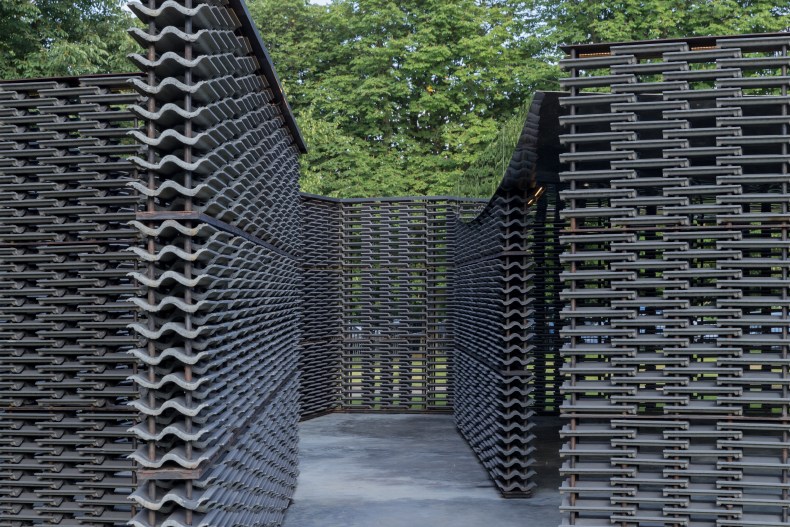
left=282, top=414, right=562, bottom=527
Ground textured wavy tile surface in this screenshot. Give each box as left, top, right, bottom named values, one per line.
left=126, top=0, right=302, bottom=526
left=299, top=195, right=485, bottom=417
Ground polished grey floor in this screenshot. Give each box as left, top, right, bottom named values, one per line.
left=282, top=413, right=562, bottom=527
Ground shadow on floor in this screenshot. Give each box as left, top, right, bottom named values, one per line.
left=282, top=413, right=562, bottom=527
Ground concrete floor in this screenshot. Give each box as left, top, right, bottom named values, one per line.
left=282, top=413, right=563, bottom=527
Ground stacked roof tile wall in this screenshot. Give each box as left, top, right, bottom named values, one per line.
left=2, top=3, right=789, bottom=525
left=558, top=32, right=790, bottom=527
left=0, top=74, right=142, bottom=527
left=125, top=0, right=303, bottom=525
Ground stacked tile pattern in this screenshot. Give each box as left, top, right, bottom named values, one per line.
left=299, top=195, right=343, bottom=418
left=126, top=1, right=302, bottom=526
left=0, top=75, right=143, bottom=526
left=339, top=198, right=474, bottom=411
left=452, top=92, right=563, bottom=497
left=12, top=10, right=790, bottom=524
left=532, top=186, right=565, bottom=414
left=299, top=195, right=485, bottom=414
left=0, top=2, right=561, bottom=521
left=558, top=33, right=790, bottom=527
left=299, top=182, right=560, bottom=498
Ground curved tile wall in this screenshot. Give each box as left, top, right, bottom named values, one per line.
left=452, top=92, right=564, bottom=497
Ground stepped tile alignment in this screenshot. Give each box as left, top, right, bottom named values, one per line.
left=558, top=33, right=790, bottom=527
left=299, top=195, right=487, bottom=417
left=0, top=74, right=143, bottom=527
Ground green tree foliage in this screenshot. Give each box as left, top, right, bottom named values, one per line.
left=0, top=0, right=134, bottom=78
left=249, top=0, right=558, bottom=197
left=251, top=0, right=790, bottom=198
left=458, top=0, right=790, bottom=197
left=296, top=108, right=411, bottom=197
left=3, top=0, right=788, bottom=198
left=535, top=0, right=790, bottom=47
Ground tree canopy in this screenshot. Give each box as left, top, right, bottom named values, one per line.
left=1, top=0, right=788, bottom=197
left=250, top=0, right=790, bottom=197
left=0, top=0, right=135, bottom=78
left=536, top=0, right=790, bottom=45
left=249, top=0, right=557, bottom=197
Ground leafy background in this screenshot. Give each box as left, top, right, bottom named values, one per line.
left=4, top=0, right=788, bottom=197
